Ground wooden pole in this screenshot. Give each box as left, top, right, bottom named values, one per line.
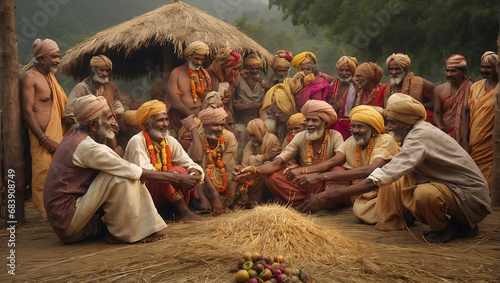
left=0, top=0, right=25, bottom=223
left=491, top=30, right=500, bottom=206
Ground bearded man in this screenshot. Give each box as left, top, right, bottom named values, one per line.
left=383, top=53, right=435, bottom=123
left=283, top=113, right=306, bottom=148
left=64, top=55, right=124, bottom=125
left=291, top=51, right=331, bottom=110
left=354, top=62, right=388, bottom=107
left=44, top=96, right=193, bottom=244
left=166, top=41, right=211, bottom=129
left=123, top=100, right=205, bottom=221
left=468, top=51, right=499, bottom=191
left=287, top=106, right=409, bottom=230
left=264, top=50, right=293, bottom=90
left=298, top=93, right=491, bottom=243
left=329, top=56, right=359, bottom=140
left=433, top=54, right=472, bottom=151
left=234, top=100, right=344, bottom=207
left=20, top=38, right=68, bottom=216
left=237, top=119, right=281, bottom=208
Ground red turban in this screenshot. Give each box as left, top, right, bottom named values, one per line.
left=446, top=54, right=467, bottom=68
left=301, top=100, right=337, bottom=126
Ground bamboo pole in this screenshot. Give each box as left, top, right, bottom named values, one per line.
left=0, top=0, right=25, bottom=222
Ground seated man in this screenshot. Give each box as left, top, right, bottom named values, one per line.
left=44, top=96, right=199, bottom=244
left=283, top=113, right=306, bottom=148
left=354, top=62, right=388, bottom=107
left=234, top=100, right=344, bottom=208
left=124, top=100, right=205, bottom=221
left=238, top=118, right=282, bottom=208
left=286, top=106, right=409, bottom=230
left=298, top=93, right=491, bottom=243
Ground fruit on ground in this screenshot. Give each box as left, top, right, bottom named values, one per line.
left=235, top=270, right=249, bottom=283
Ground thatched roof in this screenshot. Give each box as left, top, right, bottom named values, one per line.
left=58, top=0, right=273, bottom=80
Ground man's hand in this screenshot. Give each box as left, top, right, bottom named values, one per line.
left=181, top=114, right=197, bottom=131
left=250, top=102, right=263, bottom=111
left=296, top=194, right=326, bottom=213
left=174, top=173, right=202, bottom=189
left=42, top=138, right=59, bottom=154
left=265, top=149, right=281, bottom=161
left=233, top=165, right=261, bottom=183
left=293, top=174, right=323, bottom=187
left=284, top=166, right=304, bottom=181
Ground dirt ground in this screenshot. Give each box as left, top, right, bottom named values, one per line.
left=1, top=200, right=499, bottom=283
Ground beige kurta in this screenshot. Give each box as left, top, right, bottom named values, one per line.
left=233, top=74, right=264, bottom=125
left=337, top=134, right=408, bottom=230
left=368, top=120, right=491, bottom=229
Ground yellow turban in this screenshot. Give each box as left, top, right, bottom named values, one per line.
left=247, top=119, right=267, bottom=142
left=354, top=62, right=384, bottom=84
left=74, top=96, right=108, bottom=124
left=287, top=113, right=306, bottom=129
left=481, top=51, right=498, bottom=66
left=123, top=110, right=137, bottom=126
left=350, top=105, right=385, bottom=134
left=260, top=80, right=297, bottom=117
left=446, top=54, right=466, bottom=69
left=272, top=50, right=293, bottom=70
left=184, top=41, right=210, bottom=57
left=243, top=52, right=262, bottom=66
left=386, top=93, right=426, bottom=124
left=301, top=100, right=337, bottom=126
left=292, top=51, right=317, bottom=69
left=136, top=100, right=167, bottom=131
left=32, top=38, right=59, bottom=58
left=385, top=53, right=411, bottom=69
left=336, top=56, right=358, bottom=73
left=198, top=107, right=227, bottom=125
left=215, top=48, right=242, bottom=68
left=90, top=55, right=112, bottom=70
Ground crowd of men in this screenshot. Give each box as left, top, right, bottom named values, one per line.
left=20, top=38, right=494, bottom=244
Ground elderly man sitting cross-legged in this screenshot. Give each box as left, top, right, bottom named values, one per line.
left=124, top=100, right=205, bottom=221
left=44, top=96, right=200, bottom=244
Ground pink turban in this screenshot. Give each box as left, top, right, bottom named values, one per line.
left=247, top=119, right=268, bottom=142
left=90, top=55, right=113, bottom=70
left=354, top=62, right=384, bottom=84
left=32, top=38, right=59, bottom=58
left=272, top=50, right=293, bottom=70
left=386, top=53, right=411, bottom=69
left=292, top=51, right=317, bottom=69
left=243, top=52, right=262, bottom=66
left=198, top=107, right=227, bottom=125
left=74, top=96, right=108, bottom=124
left=336, top=56, right=358, bottom=73
left=446, top=54, right=467, bottom=68
left=215, top=48, right=242, bottom=68
left=481, top=51, right=498, bottom=66
left=184, top=41, right=210, bottom=57
left=136, top=100, right=167, bottom=131
left=301, top=100, right=337, bottom=126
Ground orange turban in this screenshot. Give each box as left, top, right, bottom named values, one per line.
left=355, top=62, right=384, bottom=84
left=272, top=50, right=293, bottom=70
left=446, top=54, right=467, bottom=69
left=184, top=41, right=210, bottom=57
left=287, top=113, right=306, bottom=129
left=74, top=96, right=108, bottom=124
left=32, top=38, right=59, bottom=58
left=90, top=55, right=113, bottom=71
left=198, top=107, right=227, bottom=125
left=243, top=52, right=262, bottom=66
left=386, top=93, right=426, bottom=124
left=386, top=53, right=411, bottom=69
left=247, top=119, right=268, bottom=142
left=336, top=56, right=358, bottom=73
left=123, top=110, right=137, bottom=126
left=350, top=105, right=385, bottom=134
left=301, top=100, right=337, bottom=126
left=136, top=100, right=167, bottom=131
left=481, top=51, right=498, bottom=66
left=292, top=51, right=317, bottom=69
left=215, top=48, right=242, bottom=68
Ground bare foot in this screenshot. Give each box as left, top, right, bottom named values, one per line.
left=211, top=195, right=223, bottom=215
left=424, top=223, right=479, bottom=243
left=181, top=211, right=205, bottom=222
left=137, top=232, right=169, bottom=243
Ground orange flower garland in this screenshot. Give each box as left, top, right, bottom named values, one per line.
left=204, top=135, right=229, bottom=194
left=143, top=131, right=172, bottom=172
left=306, top=130, right=329, bottom=165
left=355, top=137, right=375, bottom=168
left=188, top=69, right=205, bottom=102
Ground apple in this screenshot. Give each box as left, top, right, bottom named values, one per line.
left=254, top=263, right=265, bottom=273
left=259, top=269, right=273, bottom=281
left=248, top=269, right=258, bottom=278
left=272, top=262, right=280, bottom=270
left=276, top=255, right=285, bottom=263
left=243, top=261, right=254, bottom=270
left=235, top=270, right=249, bottom=283
left=291, top=268, right=300, bottom=276
left=263, top=256, right=272, bottom=264
left=290, top=275, right=300, bottom=283
left=264, top=264, right=273, bottom=271
left=248, top=278, right=259, bottom=283
left=243, top=251, right=252, bottom=261
left=276, top=274, right=288, bottom=283
left=278, top=263, right=287, bottom=272
left=251, top=252, right=261, bottom=262
left=284, top=267, right=292, bottom=276
left=300, top=272, right=311, bottom=282
left=273, top=269, right=282, bottom=276
left=237, top=259, right=244, bottom=268
left=229, top=265, right=238, bottom=273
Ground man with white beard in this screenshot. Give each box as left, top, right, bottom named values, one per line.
left=234, top=100, right=343, bottom=208
left=64, top=55, right=124, bottom=126
left=124, top=100, right=205, bottom=221
left=382, top=53, right=434, bottom=122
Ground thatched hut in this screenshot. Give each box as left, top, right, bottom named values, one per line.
left=58, top=0, right=273, bottom=82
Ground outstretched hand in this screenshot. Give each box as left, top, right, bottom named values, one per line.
left=284, top=166, right=304, bottom=181
left=293, top=174, right=322, bottom=188
left=233, top=165, right=261, bottom=183
left=296, top=194, right=326, bottom=213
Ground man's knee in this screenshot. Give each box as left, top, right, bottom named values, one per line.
left=413, top=184, right=442, bottom=208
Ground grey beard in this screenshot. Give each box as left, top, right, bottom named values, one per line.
left=390, top=73, right=404, bottom=85
left=339, top=76, right=351, bottom=83
left=93, top=74, right=109, bottom=84
left=356, top=81, right=366, bottom=88
left=353, top=129, right=373, bottom=146
left=97, top=124, right=115, bottom=140
left=275, top=74, right=286, bottom=83
left=205, top=131, right=221, bottom=140
left=148, top=127, right=170, bottom=140
left=263, top=112, right=277, bottom=133
left=305, top=124, right=325, bottom=141
left=188, top=60, right=201, bottom=71
left=249, top=73, right=260, bottom=79
left=49, top=66, right=58, bottom=73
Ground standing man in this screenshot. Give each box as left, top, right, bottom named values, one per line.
left=433, top=54, right=472, bottom=151
left=264, top=50, right=293, bottom=90
left=298, top=93, right=491, bottom=243
left=383, top=53, right=435, bottom=122
left=354, top=62, right=388, bottom=107
left=468, top=51, right=499, bottom=191
left=20, top=38, right=67, bottom=217
left=166, top=41, right=211, bottom=129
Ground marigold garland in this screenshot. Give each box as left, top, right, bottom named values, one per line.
left=188, top=69, right=205, bottom=102
left=359, top=84, right=380, bottom=105
left=355, top=136, right=375, bottom=168
left=306, top=130, right=329, bottom=165
left=143, top=131, right=172, bottom=172
left=204, top=134, right=230, bottom=194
